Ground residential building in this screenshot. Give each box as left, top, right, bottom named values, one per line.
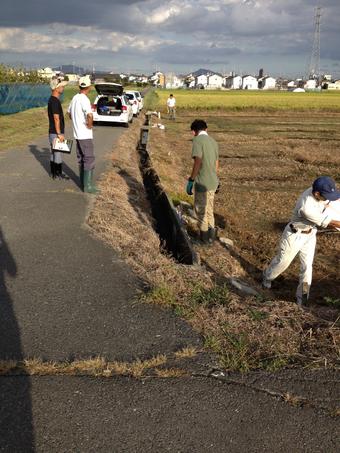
left=259, top=76, right=276, bottom=90
left=242, top=75, right=258, bottom=90
left=327, top=80, right=340, bottom=90
left=37, top=67, right=55, bottom=80
left=165, top=73, right=184, bottom=89
left=195, top=74, right=208, bottom=88
left=224, top=75, right=242, bottom=89
left=207, top=73, right=223, bottom=89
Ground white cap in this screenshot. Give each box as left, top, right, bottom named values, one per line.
left=79, top=76, right=92, bottom=88
left=50, top=78, right=68, bottom=90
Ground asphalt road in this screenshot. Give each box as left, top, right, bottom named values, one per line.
left=0, top=125, right=202, bottom=362
left=0, top=123, right=339, bottom=452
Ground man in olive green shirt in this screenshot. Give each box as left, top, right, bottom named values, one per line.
left=186, top=119, right=219, bottom=245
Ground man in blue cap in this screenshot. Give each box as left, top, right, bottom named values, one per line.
left=263, top=176, right=340, bottom=305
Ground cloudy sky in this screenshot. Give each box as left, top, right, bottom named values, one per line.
left=1, top=0, right=339, bottom=77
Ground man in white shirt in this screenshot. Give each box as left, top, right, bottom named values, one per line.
left=166, top=94, right=176, bottom=120
left=263, top=176, right=340, bottom=305
left=68, top=76, right=99, bottom=194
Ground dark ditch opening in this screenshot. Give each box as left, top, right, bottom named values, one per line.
left=137, top=124, right=197, bottom=265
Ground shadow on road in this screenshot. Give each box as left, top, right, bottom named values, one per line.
left=28, top=144, right=81, bottom=189
left=0, top=227, right=35, bottom=451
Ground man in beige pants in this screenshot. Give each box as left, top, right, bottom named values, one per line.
left=186, top=119, right=219, bottom=245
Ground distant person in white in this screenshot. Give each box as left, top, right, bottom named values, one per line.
left=68, top=76, right=99, bottom=194
left=166, top=94, right=176, bottom=120
left=263, top=176, right=340, bottom=305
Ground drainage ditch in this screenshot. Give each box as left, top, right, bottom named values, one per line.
left=137, top=117, right=197, bottom=265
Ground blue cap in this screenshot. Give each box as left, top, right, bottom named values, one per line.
left=312, top=176, right=340, bottom=201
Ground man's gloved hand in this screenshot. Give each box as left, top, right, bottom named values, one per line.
left=215, top=182, right=221, bottom=194
left=186, top=178, right=194, bottom=195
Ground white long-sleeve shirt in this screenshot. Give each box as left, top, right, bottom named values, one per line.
left=290, top=187, right=332, bottom=230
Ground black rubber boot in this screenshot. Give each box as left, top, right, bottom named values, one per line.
left=50, top=161, right=56, bottom=179
left=208, top=227, right=217, bottom=243
left=55, top=163, right=70, bottom=180
left=200, top=230, right=212, bottom=246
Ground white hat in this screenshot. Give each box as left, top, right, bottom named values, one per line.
left=79, top=76, right=92, bottom=88
left=50, top=78, right=68, bottom=90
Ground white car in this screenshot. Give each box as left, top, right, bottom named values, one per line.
left=133, top=91, right=144, bottom=111
left=124, top=91, right=139, bottom=116
left=92, top=83, right=133, bottom=127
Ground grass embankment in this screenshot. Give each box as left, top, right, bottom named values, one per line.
left=0, top=85, right=94, bottom=152
left=87, top=90, right=340, bottom=372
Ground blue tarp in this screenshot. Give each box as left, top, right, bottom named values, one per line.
left=0, top=83, right=50, bottom=115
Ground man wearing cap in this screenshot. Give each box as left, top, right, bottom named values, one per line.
left=263, top=176, right=340, bottom=305
left=186, top=119, right=219, bottom=245
left=68, top=76, right=99, bottom=194
left=48, top=77, right=69, bottom=179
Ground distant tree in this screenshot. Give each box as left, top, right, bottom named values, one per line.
left=0, top=64, right=46, bottom=83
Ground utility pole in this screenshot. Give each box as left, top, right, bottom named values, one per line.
left=307, top=6, right=322, bottom=82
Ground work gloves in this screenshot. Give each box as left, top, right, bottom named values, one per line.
left=186, top=178, right=194, bottom=195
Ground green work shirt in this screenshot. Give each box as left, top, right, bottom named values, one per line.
left=192, top=133, right=219, bottom=192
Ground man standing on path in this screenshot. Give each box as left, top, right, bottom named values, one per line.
left=262, top=176, right=340, bottom=305
left=68, top=76, right=99, bottom=194
left=166, top=93, right=176, bottom=120
left=186, top=119, right=219, bottom=245
left=48, top=78, right=69, bottom=180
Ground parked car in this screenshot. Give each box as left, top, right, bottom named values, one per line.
left=133, top=91, right=144, bottom=111
left=124, top=91, right=140, bottom=116
left=92, top=83, right=133, bottom=127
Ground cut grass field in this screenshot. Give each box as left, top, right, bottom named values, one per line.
left=88, top=94, right=340, bottom=373
left=154, top=89, right=340, bottom=112
left=139, top=90, right=340, bottom=370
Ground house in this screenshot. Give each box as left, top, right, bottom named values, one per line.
left=137, top=75, right=149, bottom=84
left=327, top=80, right=340, bottom=90
left=304, top=79, right=317, bottom=90
left=195, top=74, right=208, bottom=88
left=37, top=67, right=55, bottom=80
left=149, top=71, right=165, bottom=87
left=259, top=76, right=276, bottom=90
left=65, top=73, right=79, bottom=83
left=165, top=73, right=184, bottom=89
left=207, top=73, right=223, bottom=89
left=242, top=75, right=258, bottom=90
left=224, top=75, right=242, bottom=89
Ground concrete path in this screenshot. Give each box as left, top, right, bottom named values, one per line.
left=0, top=125, right=339, bottom=452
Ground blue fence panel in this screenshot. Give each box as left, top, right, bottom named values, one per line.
left=0, top=83, right=50, bottom=115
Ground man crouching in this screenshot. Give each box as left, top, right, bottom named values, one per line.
left=263, top=176, right=340, bottom=305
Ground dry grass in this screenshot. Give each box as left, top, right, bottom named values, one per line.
left=283, top=392, right=306, bottom=407
left=174, top=347, right=198, bottom=359
left=0, top=355, right=170, bottom=378
left=154, top=368, right=189, bottom=378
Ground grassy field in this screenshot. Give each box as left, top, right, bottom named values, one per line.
left=153, top=89, right=340, bottom=112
